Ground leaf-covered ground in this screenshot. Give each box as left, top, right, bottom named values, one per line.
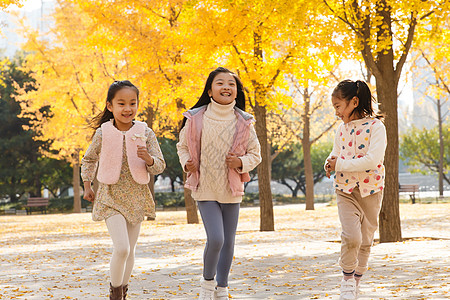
left=0, top=203, right=449, bottom=299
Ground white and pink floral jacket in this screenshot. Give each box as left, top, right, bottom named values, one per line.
left=325, top=117, right=387, bottom=197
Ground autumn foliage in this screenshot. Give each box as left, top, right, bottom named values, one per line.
left=11, top=0, right=450, bottom=233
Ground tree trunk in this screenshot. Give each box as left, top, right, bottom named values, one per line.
left=30, top=150, right=42, bottom=197
left=252, top=28, right=274, bottom=231
left=303, top=138, right=314, bottom=210
left=144, top=107, right=158, bottom=220
left=10, top=177, right=19, bottom=203
left=437, top=98, right=444, bottom=197
left=302, top=89, right=315, bottom=210
left=72, top=149, right=81, bottom=213
left=376, top=78, right=402, bottom=242
left=183, top=172, right=199, bottom=224
left=170, top=178, right=175, bottom=192
left=254, top=102, right=274, bottom=231
left=361, top=0, right=405, bottom=243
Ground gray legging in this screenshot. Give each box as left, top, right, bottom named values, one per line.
left=197, top=201, right=240, bottom=287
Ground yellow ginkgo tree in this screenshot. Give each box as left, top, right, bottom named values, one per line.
left=185, top=0, right=349, bottom=230
left=20, top=0, right=210, bottom=219
left=323, top=0, right=450, bottom=242
left=70, top=0, right=215, bottom=223
left=19, top=1, right=138, bottom=212
left=0, top=0, right=22, bottom=10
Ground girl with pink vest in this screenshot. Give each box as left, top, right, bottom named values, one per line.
left=325, top=80, right=386, bottom=300
left=177, top=67, right=261, bottom=300
left=81, top=80, right=165, bottom=300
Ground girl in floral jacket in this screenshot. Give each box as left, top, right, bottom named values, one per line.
left=325, top=79, right=386, bottom=300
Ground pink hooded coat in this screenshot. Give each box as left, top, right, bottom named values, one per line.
left=182, top=106, right=253, bottom=196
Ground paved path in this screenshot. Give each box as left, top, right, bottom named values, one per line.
left=1, top=203, right=449, bottom=299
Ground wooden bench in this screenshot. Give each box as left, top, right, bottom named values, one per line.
left=25, top=197, right=49, bottom=214
left=399, top=184, right=419, bottom=204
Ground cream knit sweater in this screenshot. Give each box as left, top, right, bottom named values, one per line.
left=177, top=100, right=261, bottom=203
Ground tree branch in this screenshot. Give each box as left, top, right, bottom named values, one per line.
left=265, top=52, right=292, bottom=91
left=417, top=48, right=450, bottom=96
left=395, top=11, right=417, bottom=83
left=311, top=120, right=337, bottom=144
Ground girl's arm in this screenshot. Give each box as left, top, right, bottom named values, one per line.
left=176, top=121, right=191, bottom=172
left=335, top=122, right=387, bottom=172
left=237, top=124, right=262, bottom=173
left=145, top=129, right=166, bottom=175
left=81, top=129, right=102, bottom=183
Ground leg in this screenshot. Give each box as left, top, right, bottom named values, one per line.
left=105, top=214, right=131, bottom=287
left=355, top=190, right=383, bottom=276
left=197, top=201, right=225, bottom=281
left=216, top=203, right=240, bottom=288
left=122, top=221, right=141, bottom=285
left=336, top=189, right=363, bottom=275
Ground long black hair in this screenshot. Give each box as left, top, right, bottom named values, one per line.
left=90, top=80, right=139, bottom=131
left=180, top=67, right=246, bottom=130
left=332, top=79, right=383, bottom=120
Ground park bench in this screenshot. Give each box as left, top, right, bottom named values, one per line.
left=25, top=197, right=49, bottom=214
left=399, top=184, right=419, bottom=204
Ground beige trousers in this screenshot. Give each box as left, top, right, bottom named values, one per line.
left=336, top=187, right=383, bottom=275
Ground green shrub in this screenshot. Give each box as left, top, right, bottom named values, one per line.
left=153, top=192, right=321, bottom=208
left=154, top=192, right=185, bottom=208
left=48, top=196, right=92, bottom=213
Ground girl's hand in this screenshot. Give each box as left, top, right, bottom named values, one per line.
left=326, top=156, right=337, bottom=172
left=185, top=158, right=197, bottom=173
left=226, top=152, right=243, bottom=169
left=137, top=145, right=154, bottom=166
left=83, top=186, right=95, bottom=202
left=325, top=163, right=333, bottom=178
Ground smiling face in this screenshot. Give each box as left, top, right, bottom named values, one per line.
left=107, top=87, right=138, bottom=131
left=208, top=72, right=238, bottom=105
left=332, top=96, right=359, bottom=124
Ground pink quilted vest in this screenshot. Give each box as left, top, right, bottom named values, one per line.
left=182, top=106, right=253, bottom=196
left=97, top=120, right=150, bottom=185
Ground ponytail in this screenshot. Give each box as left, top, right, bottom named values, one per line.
left=90, top=108, right=114, bottom=131
left=332, top=79, right=383, bottom=120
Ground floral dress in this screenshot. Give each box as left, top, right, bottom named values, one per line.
left=81, top=126, right=165, bottom=224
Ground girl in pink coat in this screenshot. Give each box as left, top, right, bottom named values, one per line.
left=177, top=67, right=261, bottom=299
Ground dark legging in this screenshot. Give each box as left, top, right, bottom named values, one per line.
left=197, top=201, right=240, bottom=287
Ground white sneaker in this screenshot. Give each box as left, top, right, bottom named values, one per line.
left=215, top=286, right=229, bottom=300
left=199, top=278, right=215, bottom=300
left=340, top=278, right=357, bottom=300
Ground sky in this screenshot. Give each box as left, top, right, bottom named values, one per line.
left=16, top=0, right=47, bottom=11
